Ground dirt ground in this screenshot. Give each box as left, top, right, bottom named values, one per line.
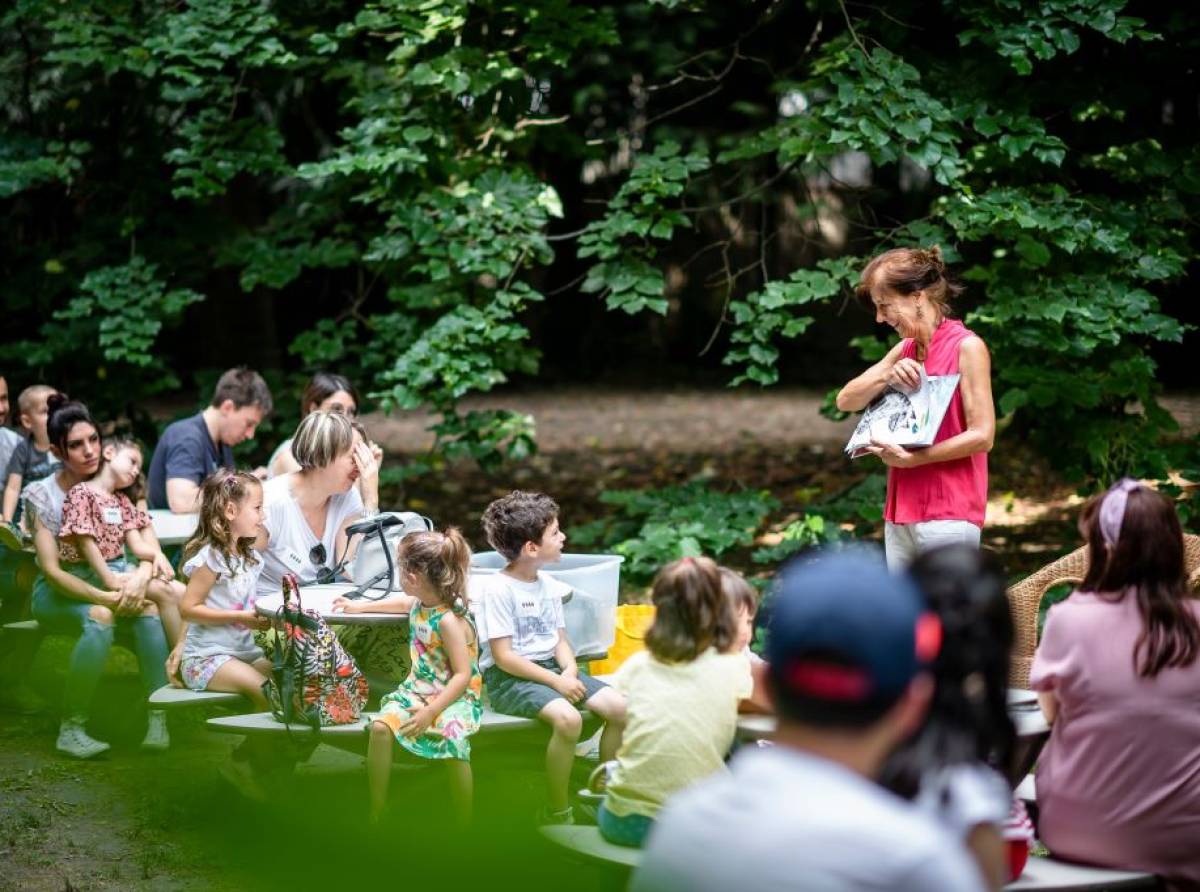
left=2, top=387, right=1197, bottom=890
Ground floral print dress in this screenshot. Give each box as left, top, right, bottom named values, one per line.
left=376, top=602, right=483, bottom=761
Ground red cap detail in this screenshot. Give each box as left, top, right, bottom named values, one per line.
left=914, top=613, right=942, bottom=663
left=786, top=661, right=872, bottom=701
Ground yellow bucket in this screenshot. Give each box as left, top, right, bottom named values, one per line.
left=588, top=604, right=656, bottom=675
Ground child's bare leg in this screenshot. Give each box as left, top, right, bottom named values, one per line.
left=367, top=721, right=395, bottom=822
left=585, top=687, right=627, bottom=763
left=445, top=759, right=473, bottom=827
left=145, top=578, right=184, bottom=648
left=538, top=699, right=583, bottom=812
left=207, top=657, right=270, bottom=711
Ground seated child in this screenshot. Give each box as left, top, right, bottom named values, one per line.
left=60, top=435, right=185, bottom=654
left=336, top=527, right=482, bottom=824
left=600, top=557, right=752, bottom=847
left=179, top=470, right=272, bottom=705
left=719, top=566, right=771, bottom=713
left=2, top=384, right=60, bottom=528
left=878, top=545, right=1016, bottom=890
left=475, top=490, right=626, bottom=825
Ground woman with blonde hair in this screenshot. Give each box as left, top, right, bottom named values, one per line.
left=836, top=246, right=994, bottom=569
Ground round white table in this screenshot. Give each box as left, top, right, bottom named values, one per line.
left=254, top=582, right=409, bottom=625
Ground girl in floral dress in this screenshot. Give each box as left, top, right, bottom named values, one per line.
left=334, top=527, right=482, bottom=823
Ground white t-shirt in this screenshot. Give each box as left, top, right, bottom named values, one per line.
left=181, top=545, right=266, bottom=662
left=0, top=427, right=22, bottom=481
left=22, top=473, right=68, bottom=537
left=472, top=570, right=569, bottom=670
left=606, top=648, right=753, bottom=818
left=632, top=746, right=985, bottom=892
left=257, top=473, right=364, bottom=597
left=916, top=762, right=1012, bottom=840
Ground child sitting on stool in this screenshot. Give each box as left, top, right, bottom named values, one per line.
left=474, top=490, right=626, bottom=825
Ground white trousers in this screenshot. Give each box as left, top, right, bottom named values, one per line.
left=884, top=520, right=981, bottom=572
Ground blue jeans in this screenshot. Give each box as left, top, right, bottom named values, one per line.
left=31, top=563, right=169, bottom=722
left=598, top=800, right=654, bottom=848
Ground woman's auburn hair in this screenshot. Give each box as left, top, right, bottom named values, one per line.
left=1079, top=486, right=1199, bottom=678
left=855, top=245, right=964, bottom=316
left=645, top=555, right=738, bottom=662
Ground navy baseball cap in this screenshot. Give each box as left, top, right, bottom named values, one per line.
left=766, top=547, right=941, bottom=709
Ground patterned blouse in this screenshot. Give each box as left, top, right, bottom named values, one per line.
left=58, top=484, right=150, bottom=564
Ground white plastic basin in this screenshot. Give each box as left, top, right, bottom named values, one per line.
left=469, top=552, right=624, bottom=656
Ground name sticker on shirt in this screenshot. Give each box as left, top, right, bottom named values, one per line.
left=279, top=547, right=308, bottom=575
left=516, top=597, right=540, bottom=618
left=102, top=507, right=123, bottom=525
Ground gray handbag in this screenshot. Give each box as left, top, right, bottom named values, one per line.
left=345, top=511, right=434, bottom=600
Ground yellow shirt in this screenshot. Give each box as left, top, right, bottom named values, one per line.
left=605, top=647, right=753, bottom=818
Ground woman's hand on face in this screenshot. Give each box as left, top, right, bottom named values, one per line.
left=884, top=357, right=923, bottom=394
left=864, top=439, right=921, bottom=469
left=352, top=440, right=380, bottom=489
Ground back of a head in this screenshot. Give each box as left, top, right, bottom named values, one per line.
left=1080, top=481, right=1198, bottom=677
left=766, top=547, right=935, bottom=730
left=481, top=490, right=558, bottom=562
left=646, top=556, right=736, bottom=662
left=211, top=367, right=273, bottom=415
left=290, top=410, right=354, bottom=470
left=879, top=545, right=1015, bottom=799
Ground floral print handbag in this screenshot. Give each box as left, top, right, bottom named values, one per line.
left=262, top=574, right=369, bottom=729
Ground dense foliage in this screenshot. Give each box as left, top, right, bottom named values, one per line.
left=1, top=1, right=1197, bottom=488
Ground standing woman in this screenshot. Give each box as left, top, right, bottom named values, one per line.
left=836, top=247, right=994, bottom=569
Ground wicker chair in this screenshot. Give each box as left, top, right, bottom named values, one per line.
left=1007, top=533, right=1200, bottom=688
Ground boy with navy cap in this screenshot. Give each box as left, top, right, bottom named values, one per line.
left=632, top=548, right=984, bottom=892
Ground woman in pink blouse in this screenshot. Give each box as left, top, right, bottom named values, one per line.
left=836, top=247, right=994, bottom=570
left=1031, top=481, right=1200, bottom=888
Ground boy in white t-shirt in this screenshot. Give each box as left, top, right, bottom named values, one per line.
left=476, top=491, right=626, bottom=825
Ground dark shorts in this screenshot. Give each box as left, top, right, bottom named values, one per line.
left=483, top=658, right=609, bottom=719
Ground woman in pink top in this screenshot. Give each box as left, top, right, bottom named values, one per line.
left=1031, top=482, right=1200, bottom=888
left=836, top=247, right=993, bottom=569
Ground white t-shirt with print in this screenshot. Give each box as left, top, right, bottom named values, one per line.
left=472, top=570, right=569, bottom=670
left=257, top=473, right=364, bottom=597
left=181, top=545, right=266, bottom=662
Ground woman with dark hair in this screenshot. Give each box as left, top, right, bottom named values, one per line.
left=27, top=396, right=171, bottom=758
left=267, top=372, right=361, bottom=478
left=880, top=545, right=1016, bottom=890
left=1031, top=481, right=1200, bottom=886
left=836, top=247, right=994, bottom=569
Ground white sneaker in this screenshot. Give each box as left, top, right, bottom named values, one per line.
left=574, top=729, right=601, bottom=761
left=141, top=709, right=170, bottom=751
left=56, top=720, right=110, bottom=759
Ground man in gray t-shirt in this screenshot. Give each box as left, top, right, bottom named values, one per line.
left=632, top=550, right=984, bottom=892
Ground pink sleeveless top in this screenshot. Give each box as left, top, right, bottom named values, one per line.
left=884, top=318, right=988, bottom=528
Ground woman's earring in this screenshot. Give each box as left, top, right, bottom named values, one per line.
left=915, top=301, right=924, bottom=320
